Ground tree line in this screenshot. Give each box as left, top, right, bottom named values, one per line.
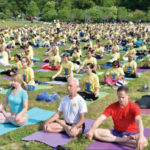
left=0, top=0, right=150, bottom=22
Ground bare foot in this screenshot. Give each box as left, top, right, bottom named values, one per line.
left=121, top=135, right=131, bottom=142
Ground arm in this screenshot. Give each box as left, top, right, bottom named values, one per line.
left=43, top=111, right=62, bottom=131
left=75, top=113, right=85, bottom=128
left=52, top=66, right=62, bottom=79
left=87, top=114, right=107, bottom=140
left=1, top=96, right=9, bottom=109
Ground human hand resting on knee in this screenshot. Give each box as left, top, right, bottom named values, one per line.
left=86, top=129, right=94, bottom=141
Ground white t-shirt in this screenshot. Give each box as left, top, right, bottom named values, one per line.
left=58, top=94, right=88, bottom=124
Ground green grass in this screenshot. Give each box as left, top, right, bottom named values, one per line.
left=0, top=21, right=150, bottom=150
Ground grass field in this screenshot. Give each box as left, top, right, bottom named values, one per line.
left=0, top=21, right=150, bottom=150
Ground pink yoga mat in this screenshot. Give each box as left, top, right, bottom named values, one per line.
left=22, top=119, right=94, bottom=147
left=86, top=128, right=150, bottom=150
left=141, top=109, right=150, bottom=115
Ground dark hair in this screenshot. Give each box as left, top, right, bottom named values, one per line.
left=63, top=53, right=69, bottom=58
left=14, top=54, right=21, bottom=60
left=117, top=86, right=129, bottom=94
left=88, top=50, right=93, bottom=54
left=87, top=63, right=96, bottom=73
left=112, top=60, right=120, bottom=68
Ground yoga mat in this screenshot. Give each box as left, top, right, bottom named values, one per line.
left=85, top=128, right=150, bottom=150
left=32, top=58, right=41, bottom=62
left=0, top=107, right=55, bottom=135
left=137, top=68, right=150, bottom=73
left=2, top=76, right=12, bottom=80
left=124, top=72, right=142, bottom=81
left=0, top=85, right=52, bottom=95
left=37, top=62, right=47, bottom=66
left=100, top=85, right=113, bottom=90
left=0, top=69, right=4, bottom=72
left=0, top=89, right=7, bottom=95
left=97, top=72, right=104, bottom=76
left=45, top=81, right=67, bottom=85
left=35, top=69, right=52, bottom=72
left=34, top=85, right=53, bottom=91
left=86, top=92, right=110, bottom=105
left=74, top=73, right=83, bottom=77
left=141, top=109, right=150, bottom=115
left=22, top=118, right=94, bottom=147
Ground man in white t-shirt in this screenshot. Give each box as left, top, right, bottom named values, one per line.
left=43, top=77, right=87, bottom=137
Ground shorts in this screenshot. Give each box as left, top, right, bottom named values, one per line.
left=66, top=122, right=85, bottom=134
left=111, top=129, right=137, bottom=137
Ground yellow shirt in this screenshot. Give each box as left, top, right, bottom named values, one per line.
left=106, top=68, right=124, bottom=79
left=61, top=61, right=74, bottom=77
left=83, top=57, right=97, bottom=67
left=125, top=49, right=136, bottom=57
left=72, top=52, right=80, bottom=62
left=109, top=52, right=120, bottom=62
left=28, top=46, right=34, bottom=58
left=81, top=73, right=100, bottom=93
left=49, top=55, right=61, bottom=67
left=21, top=67, right=35, bottom=86
left=123, top=60, right=137, bottom=74
left=95, top=47, right=104, bottom=56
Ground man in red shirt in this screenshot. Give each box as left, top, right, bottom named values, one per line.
left=87, top=86, right=148, bottom=150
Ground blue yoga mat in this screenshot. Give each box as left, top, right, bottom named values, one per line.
left=0, top=107, right=55, bottom=135
left=0, top=69, right=4, bottom=73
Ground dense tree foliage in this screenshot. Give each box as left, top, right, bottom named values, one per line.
left=0, top=0, right=150, bottom=22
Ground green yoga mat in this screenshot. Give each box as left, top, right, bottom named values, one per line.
left=97, top=72, right=104, bottom=76
left=74, top=73, right=83, bottom=77
left=0, top=85, right=52, bottom=95
left=100, top=85, right=113, bottom=90
left=86, top=92, right=110, bottom=105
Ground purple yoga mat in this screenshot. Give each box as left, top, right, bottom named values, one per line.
left=3, top=76, right=12, bottom=80
left=37, top=62, right=47, bottom=66
left=35, top=69, right=52, bottom=72
left=22, top=118, right=94, bottom=147
left=86, top=128, right=150, bottom=150
left=141, top=109, right=150, bottom=115
left=137, top=68, right=150, bottom=72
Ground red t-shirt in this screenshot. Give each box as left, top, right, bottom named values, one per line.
left=103, top=101, right=141, bottom=133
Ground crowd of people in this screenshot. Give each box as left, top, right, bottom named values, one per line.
left=0, top=21, right=150, bottom=149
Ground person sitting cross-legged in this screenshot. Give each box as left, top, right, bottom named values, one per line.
left=87, top=86, right=148, bottom=150
left=43, top=77, right=87, bottom=137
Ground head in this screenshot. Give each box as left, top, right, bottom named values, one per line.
left=117, top=86, right=129, bottom=107
left=14, top=54, right=21, bottom=62
left=63, top=54, right=69, bottom=62
left=21, top=57, right=31, bottom=68
left=128, top=54, right=134, bottom=62
left=53, top=49, right=57, bottom=56
left=25, top=49, right=30, bottom=55
left=112, top=48, right=116, bottom=53
left=74, top=48, right=78, bottom=53
left=88, top=50, right=93, bottom=58
left=11, top=73, right=24, bottom=89
left=112, top=60, right=120, bottom=68
left=67, top=77, right=79, bottom=96
left=86, top=63, right=94, bottom=75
